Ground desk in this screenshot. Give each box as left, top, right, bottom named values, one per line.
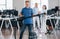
left=0, top=17, right=14, bottom=31
left=47, top=16, right=60, bottom=28
left=0, top=16, right=20, bottom=31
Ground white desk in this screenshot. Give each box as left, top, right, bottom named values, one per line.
left=0, top=16, right=20, bottom=31
left=0, top=17, right=14, bottom=31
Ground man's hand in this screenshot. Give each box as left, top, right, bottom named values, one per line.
left=19, top=13, right=24, bottom=17
left=38, top=11, right=41, bottom=14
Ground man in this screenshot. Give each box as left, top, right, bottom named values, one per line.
left=19, top=1, right=33, bottom=39
left=33, top=3, right=40, bottom=33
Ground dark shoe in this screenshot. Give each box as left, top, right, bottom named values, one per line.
left=45, top=32, right=48, bottom=35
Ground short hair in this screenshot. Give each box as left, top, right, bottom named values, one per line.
left=25, top=1, right=30, bottom=3
left=35, top=3, right=38, bottom=4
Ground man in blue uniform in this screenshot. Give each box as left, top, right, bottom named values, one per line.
left=19, top=1, right=33, bottom=39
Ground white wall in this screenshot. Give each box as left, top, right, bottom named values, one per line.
left=13, top=0, right=31, bottom=14
left=13, top=0, right=25, bottom=14
left=13, top=0, right=60, bottom=14
left=48, top=0, right=60, bottom=9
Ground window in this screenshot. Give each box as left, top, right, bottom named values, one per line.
left=0, top=0, right=13, bottom=10
left=6, top=0, right=13, bottom=9
left=0, top=0, right=5, bottom=10
left=31, top=0, right=48, bottom=10
left=0, top=0, right=5, bottom=4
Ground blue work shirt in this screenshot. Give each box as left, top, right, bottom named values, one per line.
left=33, top=7, right=39, bottom=15
left=21, top=7, right=33, bottom=24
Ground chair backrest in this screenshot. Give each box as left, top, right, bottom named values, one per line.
left=3, top=9, right=18, bottom=16
left=10, top=9, right=18, bottom=16
left=47, top=10, right=55, bottom=15
left=0, top=10, right=2, bottom=15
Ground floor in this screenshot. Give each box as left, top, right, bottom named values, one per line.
left=0, top=28, right=60, bottom=39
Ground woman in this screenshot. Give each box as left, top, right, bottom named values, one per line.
left=40, top=5, right=47, bottom=34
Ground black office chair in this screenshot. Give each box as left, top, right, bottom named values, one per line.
left=0, top=10, right=2, bottom=27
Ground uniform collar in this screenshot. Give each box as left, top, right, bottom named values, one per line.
left=25, top=7, right=30, bottom=9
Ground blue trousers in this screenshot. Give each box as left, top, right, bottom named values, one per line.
left=20, top=24, right=33, bottom=39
